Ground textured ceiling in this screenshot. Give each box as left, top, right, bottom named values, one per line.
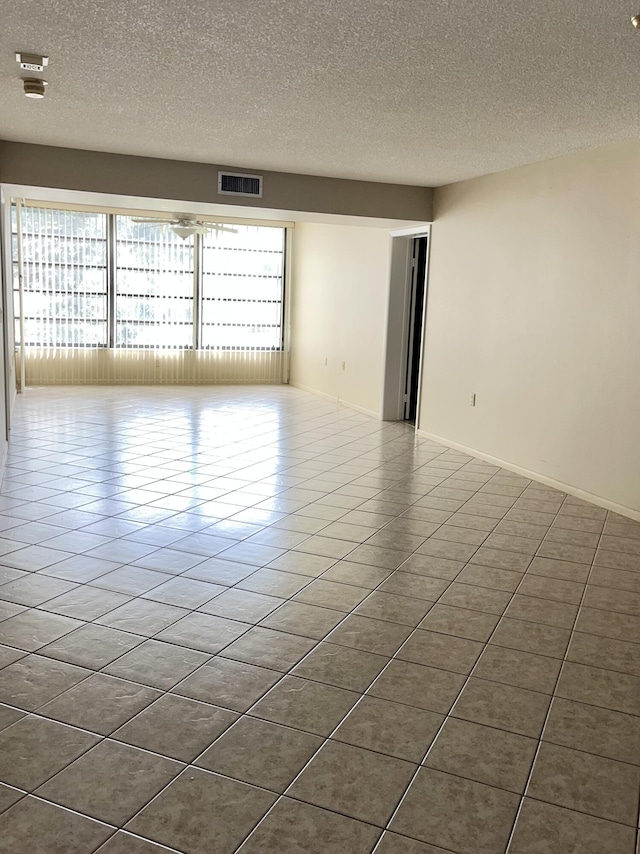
left=1, top=0, right=639, bottom=186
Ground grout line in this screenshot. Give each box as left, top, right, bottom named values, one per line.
left=1, top=396, right=638, bottom=854
left=500, top=499, right=615, bottom=853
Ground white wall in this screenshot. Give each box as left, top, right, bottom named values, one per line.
left=290, top=222, right=392, bottom=417
left=420, top=140, right=640, bottom=516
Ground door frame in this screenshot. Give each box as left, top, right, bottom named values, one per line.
left=381, top=225, right=431, bottom=424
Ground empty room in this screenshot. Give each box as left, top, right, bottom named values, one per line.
left=0, top=3, right=639, bottom=854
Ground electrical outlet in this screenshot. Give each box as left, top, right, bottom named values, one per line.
left=470, top=393, right=476, bottom=407
left=341, top=361, right=346, bottom=371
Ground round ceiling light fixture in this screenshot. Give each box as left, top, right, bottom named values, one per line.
left=23, top=77, right=47, bottom=99
left=632, top=14, right=640, bottom=29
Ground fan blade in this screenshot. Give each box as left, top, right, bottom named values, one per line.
left=131, top=217, right=167, bottom=224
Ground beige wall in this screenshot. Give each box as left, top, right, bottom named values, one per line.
left=420, top=140, right=640, bottom=515
left=0, top=142, right=433, bottom=222
left=290, top=222, right=392, bottom=417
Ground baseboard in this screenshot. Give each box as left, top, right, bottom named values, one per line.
left=289, top=381, right=380, bottom=420
left=416, top=429, right=640, bottom=523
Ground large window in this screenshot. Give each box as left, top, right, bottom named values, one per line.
left=12, top=207, right=107, bottom=347
left=115, top=217, right=194, bottom=348
left=13, top=206, right=286, bottom=351
left=202, top=225, right=285, bottom=350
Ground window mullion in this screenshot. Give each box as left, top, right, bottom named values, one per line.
left=107, top=213, right=116, bottom=349
left=193, top=232, right=202, bottom=350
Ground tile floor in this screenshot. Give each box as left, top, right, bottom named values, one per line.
left=0, top=385, right=638, bottom=854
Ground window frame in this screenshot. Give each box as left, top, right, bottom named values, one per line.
left=12, top=207, right=109, bottom=349
left=12, top=205, right=288, bottom=353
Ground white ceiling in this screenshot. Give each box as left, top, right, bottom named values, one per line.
left=2, top=0, right=639, bottom=186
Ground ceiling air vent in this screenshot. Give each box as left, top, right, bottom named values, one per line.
left=218, top=172, right=263, bottom=198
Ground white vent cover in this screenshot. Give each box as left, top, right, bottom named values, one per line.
left=218, top=172, right=263, bottom=198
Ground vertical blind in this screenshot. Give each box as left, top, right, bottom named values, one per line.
left=12, top=207, right=108, bottom=348
left=202, top=225, right=285, bottom=350
left=115, top=217, right=195, bottom=349
left=13, top=206, right=286, bottom=358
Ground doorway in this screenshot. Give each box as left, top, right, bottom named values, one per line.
left=403, top=235, right=428, bottom=423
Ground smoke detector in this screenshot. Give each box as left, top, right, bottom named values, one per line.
left=23, top=78, right=48, bottom=99
left=15, top=52, right=49, bottom=72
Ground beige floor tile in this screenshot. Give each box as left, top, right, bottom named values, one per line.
left=504, top=594, right=578, bottom=629
left=334, top=695, right=443, bottom=761
left=220, top=626, right=316, bottom=671
left=320, top=561, right=392, bottom=588
left=368, top=659, right=465, bottom=714
left=470, top=546, right=532, bottom=571
left=437, top=582, right=511, bottom=615
left=40, top=673, right=160, bottom=735
left=378, top=572, right=449, bottom=601
left=39, top=623, right=144, bottom=668
left=390, top=767, right=520, bottom=854
left=196, top=716, right=322, bottom=792
left=574, top=606, right=640, bottom=643
left=0, top=783, right=23, bottom=815
left=259, top=601, right=344, bottom=639
left=237, top=568, right=310, bottom=598
left=127, top=768, right=276, bottom=853
left=0, top=654, right=91, bottom=711
left=0, top=704, right=24, bottom=731
left=104, top=639, right=210, bottom=689
left=543, top=697, right=640, bottom=764
left=556, top=661, right=640, bottom=715
left=473, top=645, right=562, bottom=693
left=374, top=832, right=451, bottom=854
left=0, top=796, right=112, bottom=854
left=566, top=631, right=640, bottom=677
left=293, top=578, right=370, bottom=611
left=0, top=609, right=83, bottom=652
left=397, top=629, right=483, bottom=674
left=95, top=598, right=189, bottom=636
left=583, top=584, right=640, bottom=616
left=250, top=675, right=360, bottom=736
left=326, top=614, right=412, bottom=656
left=0, top=715, right=99, bottom=790
left=526, top=555, right=591, bottom=583
left=37, top=739, right=183, bottom=826
left=425, top=717, right=537, bottom=792
left=236, top=798, right=380, bottom=854
left=94, top=832, right=175, bottom=853
left=0, top=643, right=26, bottom=669
left=354, top=591, right=432, bottom=626
left=489, top=616, right=571, bottom=658
left=452, top=677, right=551, bottom=737
left=399, top=553, right=464, bottom=580
left=41, top=585, right=131, bottom=620
left=291, top=641, right=388, bottom=691
left=288, top=739, right=415, bottom=826
left=526, top=741, right=640, bottom=825
left=114, top=693, right=238, bottom=761
left=419, top=604, right=499, bottom=641
left=198, top=588, right=283, bottom=622
left=6, top=388, right=640, bottom=853
left=455, top=563, right=523, bottom=592
left=154, top=612, right=250, bottom=654
left=174, top=656, right=281, bottom=711
left=508, top=798, right=636, bottom=854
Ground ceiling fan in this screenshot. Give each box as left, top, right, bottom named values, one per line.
left=131, top=215, right=238, bottom=240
